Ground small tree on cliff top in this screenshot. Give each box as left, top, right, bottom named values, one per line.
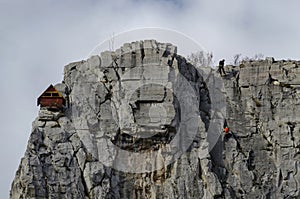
left=233, top=53, right=264, bottom=66
left=187, top=51, right=213, bottom=68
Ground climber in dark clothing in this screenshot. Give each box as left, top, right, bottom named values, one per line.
left=218, top=59, right=226, bottom=76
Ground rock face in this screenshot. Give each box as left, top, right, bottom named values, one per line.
left=10, top=40, right=300, bottom=198
left=221, top=60, right=300, bottom=198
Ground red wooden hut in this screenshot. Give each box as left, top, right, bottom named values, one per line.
left=37, top=84, right=66, bottom=110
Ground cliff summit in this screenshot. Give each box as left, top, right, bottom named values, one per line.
left=11, top=40, right=300, bottom=198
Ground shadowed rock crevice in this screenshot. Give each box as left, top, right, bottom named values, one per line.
left=175, top=55, right=211, bottom=131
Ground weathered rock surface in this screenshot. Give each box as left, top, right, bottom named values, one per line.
left=10, top=40, right=300, bottom=198
left=220, top=60, right=300, bottom=198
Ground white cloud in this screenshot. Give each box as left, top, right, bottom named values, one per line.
left=1, top=0, right=300, bottom=197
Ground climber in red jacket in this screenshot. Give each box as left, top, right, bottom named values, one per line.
left=223, top=126, right=232, bottom=141
left=224, top=126, right=229, bottom=134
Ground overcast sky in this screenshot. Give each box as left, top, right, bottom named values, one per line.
left=1, top=0, right=300, bottom=197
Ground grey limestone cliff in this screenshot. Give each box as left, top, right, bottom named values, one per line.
left=10, top=40, right=300, bottom=198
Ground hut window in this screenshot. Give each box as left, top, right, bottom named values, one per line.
left=44, top=93, right=51, bottom=96
left=52, top=93, right=59, bottom=97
